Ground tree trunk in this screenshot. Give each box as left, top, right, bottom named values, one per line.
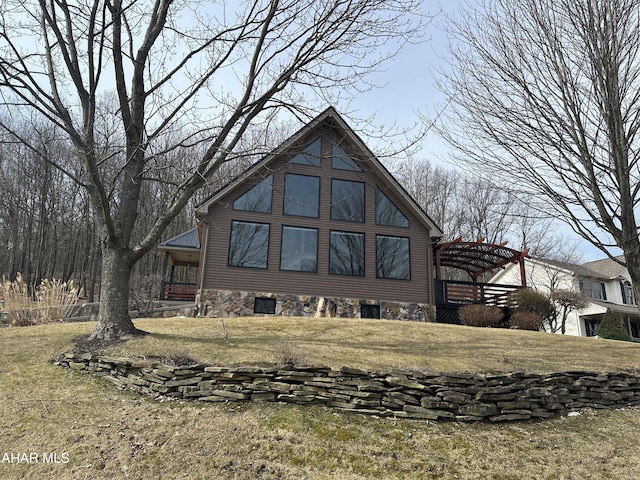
left=88, top=246, right=146, bottom=341
left=625, top=250, right=640, bottom=321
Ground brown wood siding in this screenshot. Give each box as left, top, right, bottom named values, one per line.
left=201, top=127, right=435, bottom=304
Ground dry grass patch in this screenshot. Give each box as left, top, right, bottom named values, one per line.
left=2, top=318, right=640, bottom=479
left=94, top=316, right=640, bottom=374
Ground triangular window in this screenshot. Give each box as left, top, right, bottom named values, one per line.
left=376, top=188, right=409, bottom=227
left=289, top=138, right=322, bottom=166
left=331, top=142, right=362, bottom=171
left=233, top=174, right=273, bottom=213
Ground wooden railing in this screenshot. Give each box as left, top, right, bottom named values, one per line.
left=434, top=279, right=524, bottom=308
left=161, top=283, right=197, bottom=301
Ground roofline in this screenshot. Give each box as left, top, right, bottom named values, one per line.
left=525, top=257, right=579, bottom=278
left=195, top=106, right=443, bottom=236
left=157, top=245, right=200, bottom=252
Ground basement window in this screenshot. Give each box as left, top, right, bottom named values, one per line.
left=360, top=304, right=381, bottom=319
left=254, top=297, right=276, bottom=315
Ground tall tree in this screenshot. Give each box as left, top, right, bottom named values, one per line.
left=0, top=0, right=425, bottom=340
left=438, top=0, right=640, bottom=307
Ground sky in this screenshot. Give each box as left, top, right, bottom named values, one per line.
left=344, top=0, right=616, bottom=263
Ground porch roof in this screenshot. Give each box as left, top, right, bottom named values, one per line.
left=434, top=238, right=528, bottom=284
left=158, top=228, right=200, bottom=267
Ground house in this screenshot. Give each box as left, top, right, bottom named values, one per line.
left=491, top=255, right=640, bottom=338
left=191, top=107, right=445, bottom=320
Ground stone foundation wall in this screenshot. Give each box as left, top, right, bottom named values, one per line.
left=196, top=289, right=435, bottom=322
left=57, top=353, right=640, bottom=422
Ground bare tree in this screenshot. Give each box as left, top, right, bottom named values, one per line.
left=393, top=157, right=566, bottom=256
left=438, top=0, right=640, bottom=311
left=0, top=0, right=426, bottom=340
left=549, top=289, right=590, bottom=334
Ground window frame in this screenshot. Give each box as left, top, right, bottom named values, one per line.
left=329, top=230, right=365, bottom=277
left=579, top=279, right=607, bottom=301
left=375, top=187, right=409, bottom=228
left=330, top=178, right=365, bottom=223
left=280, top=225, right=319, bottom=273
left=289, top=138, right=322, bottom=166
left=375, top=234, right=411, bottom=280
left=254, top=297, right=277, bottom=314
left=283, top=173, right=321, bottom=218
left=227, top=220, right=270, bottom=269
left=232, top=174, right=273, bottom=213
left=621, top=280, right=635, bottom=305
left=331, top=142, right=362, bottom=171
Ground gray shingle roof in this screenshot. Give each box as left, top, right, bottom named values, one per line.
left=533, top=256, right=625, bottom=280
left=159, top=228, right=200, bottom=249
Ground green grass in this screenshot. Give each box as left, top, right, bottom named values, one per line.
left=1, top=317, right=640, bottom=479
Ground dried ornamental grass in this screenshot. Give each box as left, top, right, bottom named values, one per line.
left=1, top=274, right=81, bottom=326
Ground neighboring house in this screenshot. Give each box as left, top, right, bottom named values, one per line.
left=491, top=255, right=640, bottom=339
left=191, top=107, right=444, bottom=320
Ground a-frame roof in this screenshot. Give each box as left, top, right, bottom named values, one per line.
left=195, top=106, right=443, bottom=237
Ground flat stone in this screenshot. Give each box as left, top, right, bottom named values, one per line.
left=490, top=413, right=531, bottom=422
left=457, top=403, right=499, bottom=417
left=251, top=393, right=276, bottom=401
left=164, top=377, right=201, bottom=387
left=403, top=405, right=455, bottom=419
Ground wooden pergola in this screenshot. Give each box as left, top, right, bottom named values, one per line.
left=433, top=238, right=528, bottom=322
left=434, top=237, right=528, bottom=285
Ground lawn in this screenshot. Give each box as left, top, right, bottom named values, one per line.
left=2, top=316, right=640, bottom=479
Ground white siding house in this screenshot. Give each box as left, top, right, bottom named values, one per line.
left=491, top=256, right=640, bottom=338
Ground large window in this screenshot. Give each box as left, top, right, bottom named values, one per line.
left=284, top=174, right=320, bottom=217
left=280, top=226, right=318, bottom=272
left=331, top=179, right=365, bottom=222
left=329, top=230, right=365, bottom=276
left=579, top=279, right=607, bottom=301
left=584, top=318, right=599, bottom=337
left=332, top=141, right=362, bottom=171
left=233, top=174, right=273, bottom=213
left=621, top=281, right=635, bottom=305
left=228, top=221, right=269, bottom=268
left=375, top=188, right=409, bottom=227
left=289, top=138, right=322, bottom=166
left=376, top=235, right=410, bottom=280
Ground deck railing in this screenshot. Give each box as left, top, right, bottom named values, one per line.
left=161, top=282, right=197, bottom=301
left=434, top=279, right=524, bottom=308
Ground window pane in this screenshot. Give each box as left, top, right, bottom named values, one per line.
left=280, top=226, right=318, bottom=272
left=284, top=174, right=320, bottom=217
left=330, top=231, right=365, bottom=276
left=233, top=174, right=273, bottom=213
left=621, top=281, right=635, bottom=305
left=376, top=188, right=409, bottom=227
left=331, top=179, right=365, bottom=222
left=580, top=279, right=606, bottom=300
left=332, top=142, right=362, bottom=171
left=228, top=221, right=269, bottom=268
left=376, top=235, right=410, bottom=279
left=254, top=297, right=276, bottom=314
left=289, top=138, right=321, bottom=166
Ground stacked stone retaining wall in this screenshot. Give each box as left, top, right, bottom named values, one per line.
left=57, top=353, right=640, bottom=422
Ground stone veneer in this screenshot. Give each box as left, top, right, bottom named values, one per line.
left=57, top=353, right=640, bottom=422
left=196, top=289, right=436, bottom=321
